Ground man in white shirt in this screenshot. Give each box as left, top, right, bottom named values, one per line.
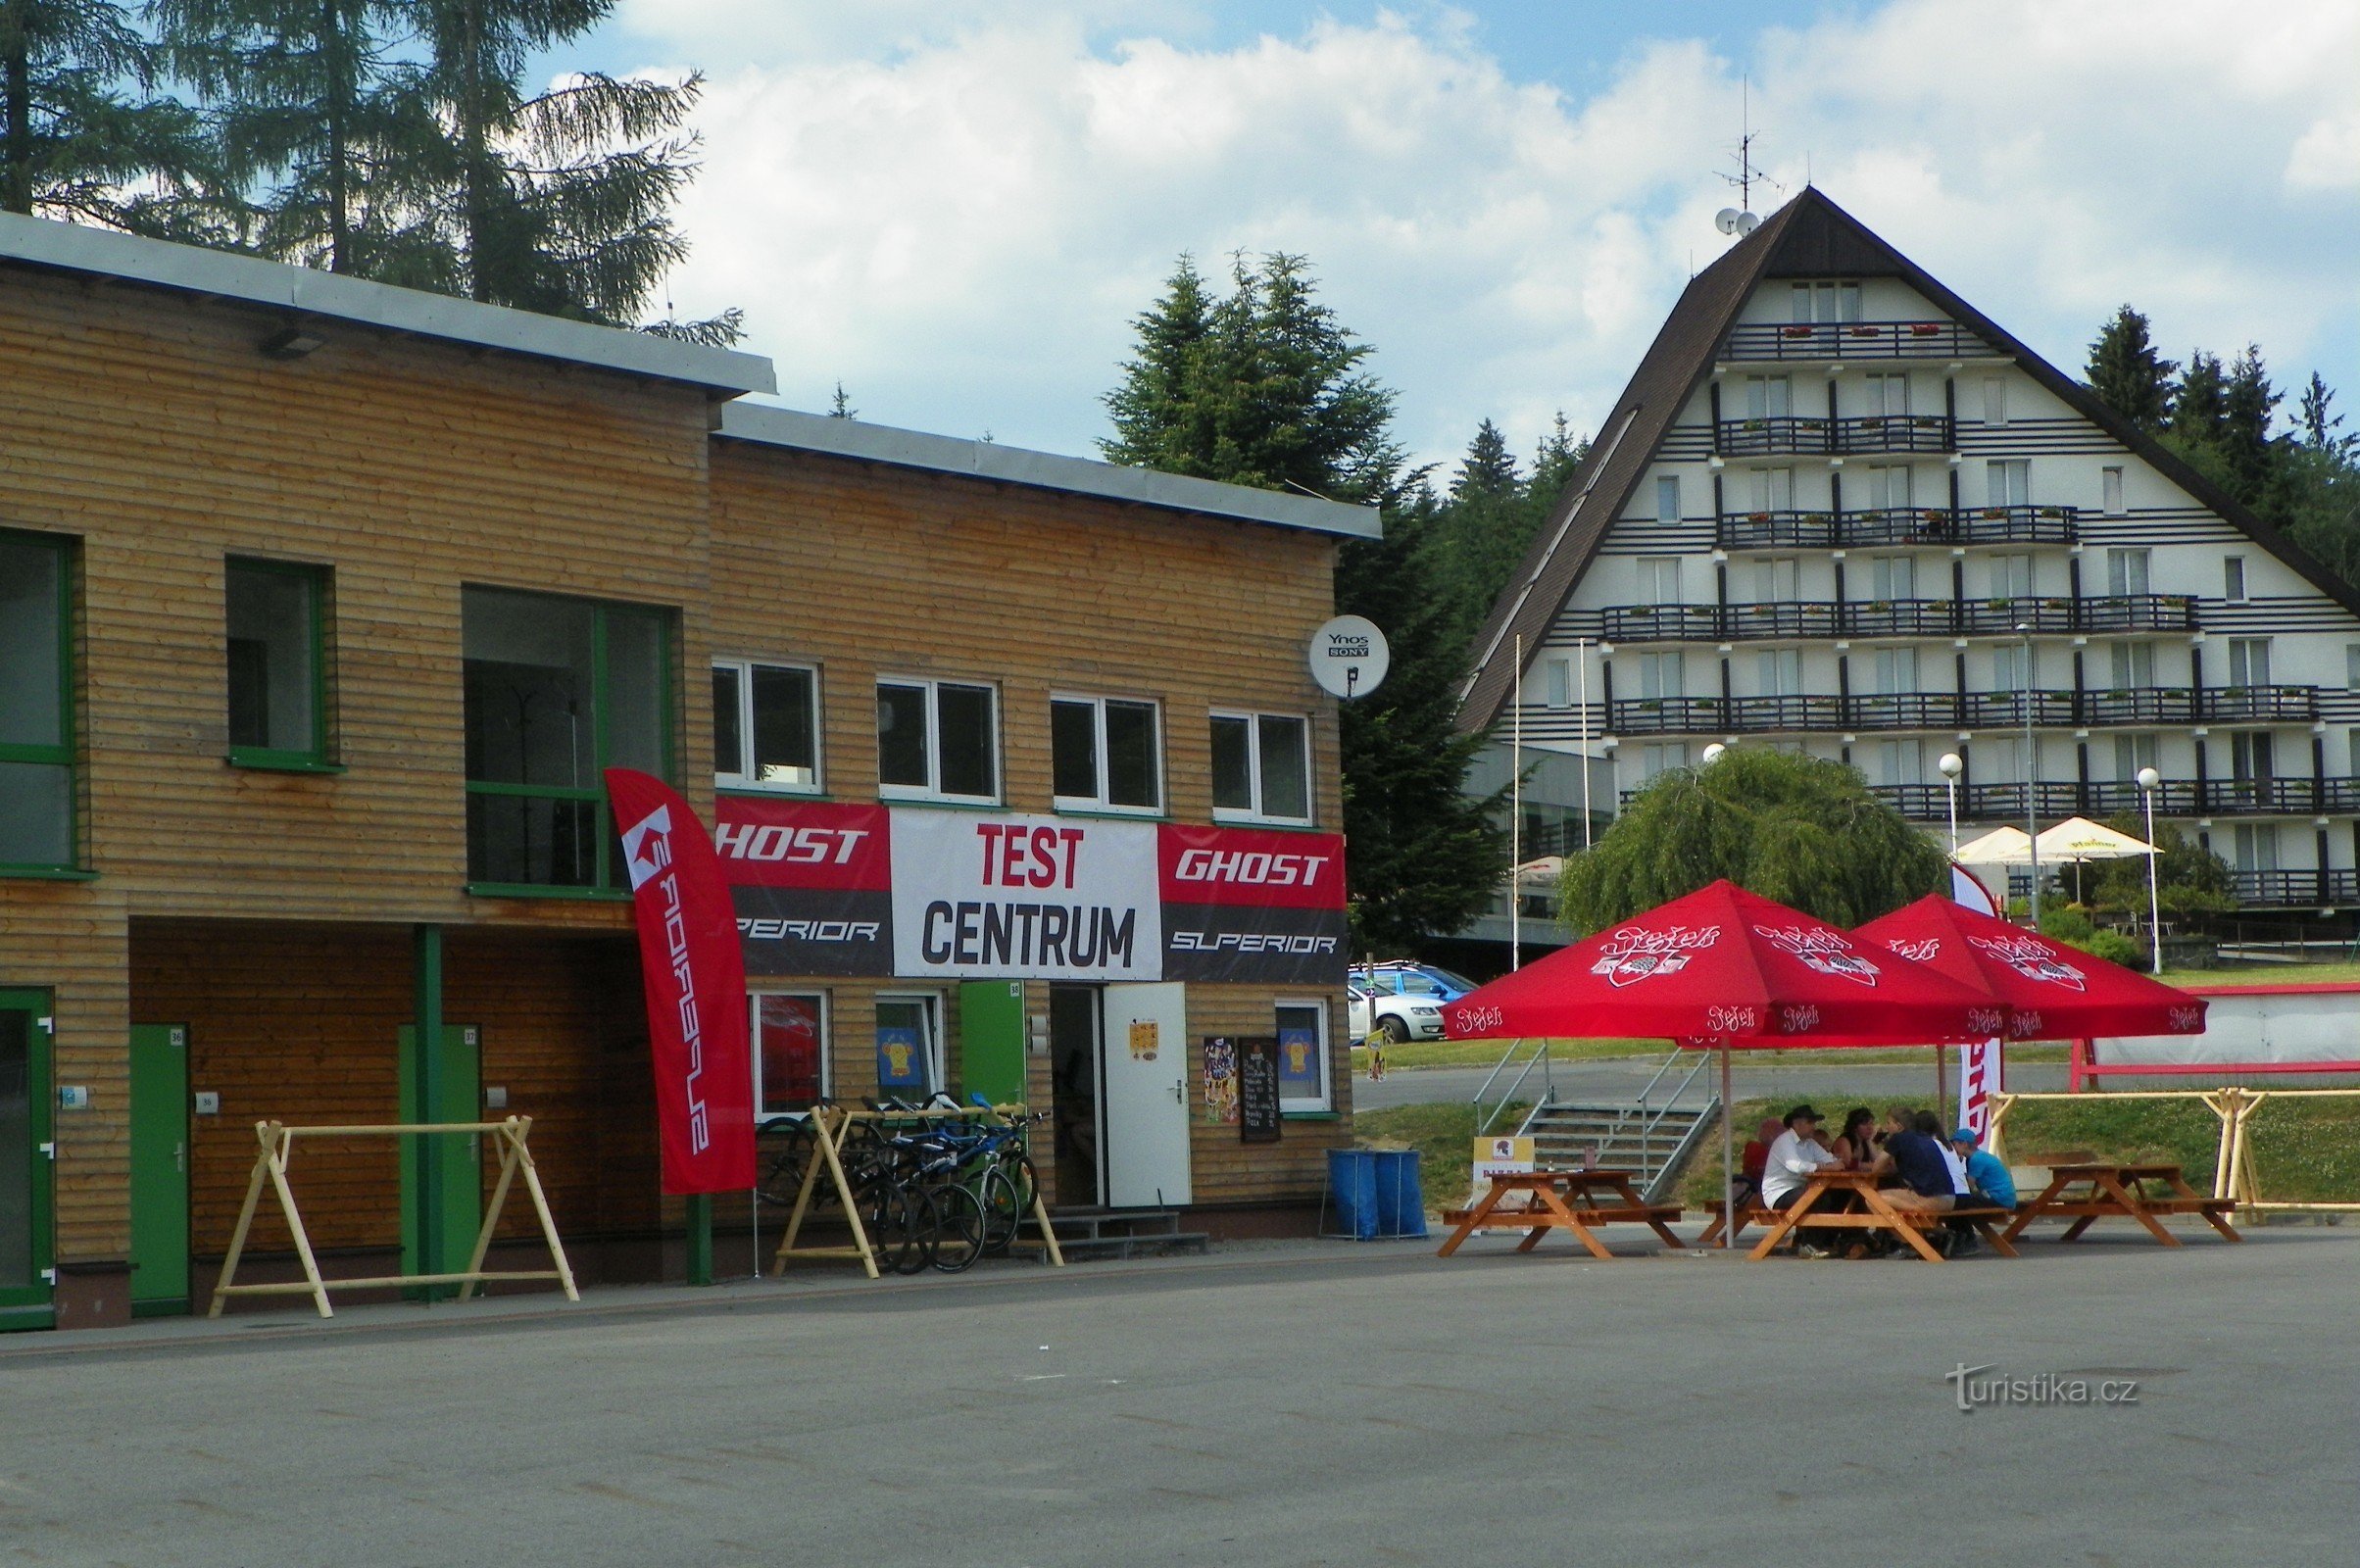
left=1761, top=1104, right=1844, bottom=1258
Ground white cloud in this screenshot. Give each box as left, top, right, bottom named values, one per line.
left=630, top=0, right=2359, bottom=472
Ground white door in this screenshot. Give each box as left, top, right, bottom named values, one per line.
left=1101, top=982, right=1192, bottom=1207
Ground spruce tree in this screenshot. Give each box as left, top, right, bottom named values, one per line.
left=1450, top=417, right=1517, bottom=502
left=2084, top=304, right=2176, bottom=433
left=2169, top=350, right=2228, bottom=448
left=2218, top=345, right=2283, bottom=502
left=157, top=0, right=445, bottom=279
left=1527, top=411, right=1586, bottom=503
left=1100, top=252, right=1507, bottom=953
left=417, top=0, right=728, bottom=336
left=1, top=0, right=216, bottom=231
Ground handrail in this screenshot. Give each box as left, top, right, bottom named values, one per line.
left=1472, top=1039, right=1551, bottom=1135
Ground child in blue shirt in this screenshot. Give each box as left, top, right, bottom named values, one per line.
left=1951, top=1128, right=2017, bottom=1208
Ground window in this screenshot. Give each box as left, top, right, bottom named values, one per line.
left=1878, top=739, right=1926, bottom=787
left=2109, top=642, right=2155, bottom=690
left=1275, top=1001, right=1331, bottom=1112
left=1993, top=643, right=2037, bottom=693
left=1542, top=656, right=1574, bottom=710
left=1864, top=372, right=1910, bottom=417
left=1989, top=553, right=2035, bottom=599
left=1791, top=281, right=1860, bottom=322
left=2234, top=823, right=2280, bottom=873
left=2346, top=645, right=2360, bottom=692
left=1750, top=466, right=1795, bottom=512
left=752, top=992, right=827, bottom=1117
left=1872, top=647, right=1918, bottom=694
left=2113, top=734, right=2159, bottom=781
left=1639, top=742, right=1690, bottom=781
left=1744, top=375, right=1792, bottom=419
left=877, top=678, right=998, bottom=802
left=713, top=661, right=819, bottom=792
left=1637, top=557, right=1682, bottom=605
left=1636, top=652, right=1685, bottom=702
left=462, top=586, right=673, bottom=892
left=1863, top=465, right=1912, bottom=513
left=0, top=531, right=75, bottom=873
left=1981, top=375, right=2007, bottom=425
left=1987, top=460, right=2030, bottom=509
left=224, top=558, right=329, bottom=767
left=1869, top=555, right=1915, bottom=600
left=2228, top=638, right=2271, bottom=689
left=2230, top=731, right=2276, bottom=784
left=1655, top=475, right=1680, bottom=522
left=1052, top=695, right=1161, bottom=812
left=1210, top=711, right=1311, bottom=822
left=1752, top=557, right=1800, bottom=602
left=1756, top=649, right=1802, bottom=698
left=2102, top=466, right=2126, bottom=515
left=2224, top=557, right=2247, bottom=603
left=2106, top=548, right=2150, bottom=598
left=872, top=994, right=943, bottom=1098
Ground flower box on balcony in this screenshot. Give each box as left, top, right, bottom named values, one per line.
left=1782, top=324, right=1814, bottom=338
left=1748, top=512, right=1770, bottom=523
left=1848, top=325, right=1878, bottom=337
left=1908, top=322, right=1942, bottom=337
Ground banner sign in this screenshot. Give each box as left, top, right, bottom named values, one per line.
left=713, top=800, right=1346, bottom=985
left=1948, top=858, right=2001, bottom=1140
left=606, top=769, right=758, bottom=1196
left=714, top=798, right=893, bottom=976
left=1238, top=1036, right=1283, bottom=1144
left=1158, top=823, right=1350, bottom=985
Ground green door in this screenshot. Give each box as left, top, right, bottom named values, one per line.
left=128, top=1024, right=191, bottom=1315
left=396, top=1024, right=481, bottom=1295
left=0, top=991, right=55, bottom=1330
left=959, top=981, right=1028, bottom=1107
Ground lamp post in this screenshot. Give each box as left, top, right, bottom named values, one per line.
left=1701, top=742, right=1728, bottom=765
left=2138, top=765, right=2164, bottom=973
left=2018, top=623, right=2040, bottom=924
left=1576, top=636, right=1595, bottom=849
left=1938, top=752, right=1964, bottom=857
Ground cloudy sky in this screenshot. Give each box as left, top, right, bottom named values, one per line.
left=567, top=0, right=2359, bottom=475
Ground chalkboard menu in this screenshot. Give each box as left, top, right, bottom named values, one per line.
left=1238, top=1035, right=1282, bottom=1144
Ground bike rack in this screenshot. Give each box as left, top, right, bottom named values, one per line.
left=770, top=1103, right=1066, bottom=1277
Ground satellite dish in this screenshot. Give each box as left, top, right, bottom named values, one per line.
left=1715, top=208, right=1741, bottom=234
left=1735, top=211, right=1760, bottom=235
left=1308, top=614, right=1390, bottom=700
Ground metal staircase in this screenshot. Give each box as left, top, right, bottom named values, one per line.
left=1472, top=1043, right=1722, bottom=1204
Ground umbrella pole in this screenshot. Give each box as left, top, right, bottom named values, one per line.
left=1935, top=1045, right=1947, bottom=1128
left=1720, top=1045, right=1734, bottom=1251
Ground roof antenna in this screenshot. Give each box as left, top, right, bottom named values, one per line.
left=1714, top=74, right=1764, bottom=238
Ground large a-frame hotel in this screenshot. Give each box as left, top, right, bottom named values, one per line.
left=1462, top=189, right=2360, bottom=915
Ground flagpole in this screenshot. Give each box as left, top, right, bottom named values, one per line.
left=1512, top=634, right=1523, bottom=971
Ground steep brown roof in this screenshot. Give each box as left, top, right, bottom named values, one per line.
left=1455, top=186, right=2360, bottom=734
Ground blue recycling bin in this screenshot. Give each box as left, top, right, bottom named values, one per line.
left=1326, top=1149, right=1428, bottom=1240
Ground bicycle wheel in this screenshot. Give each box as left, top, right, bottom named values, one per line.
left=930, top=1182, right=986, bottom=1273
left=978, top=1165, right=1024, bottom=1255
left=891, top=1184, right=940, bottom=1275
left=756, top=1120, right=816, bottom=1209
left=856, top=1175, right=923, bottom=1277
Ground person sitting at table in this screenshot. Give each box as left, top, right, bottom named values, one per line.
left=1736, top=1116, right=1781, bottom=1208
left=1952, top=1127, right=2017, bottom=1210
left=1918, top=1109, right=1983, bottom=1255
left=1873, top=1112, right=1957, bottom=1217
left=1830, top=1107, right=1878, bottom=1170
left=1762, top=1104, right=1844, bottom=1258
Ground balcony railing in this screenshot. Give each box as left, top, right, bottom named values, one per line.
left=1602, top=595, right=2199, bottom=643
left=1715, top=416, right=1833, bottom=457
left=1608, top=697, right=1726, bottom=734
left=1844, top=692, right=1964, bottom=730
left=2074, top=687, right=2201, bottom=726
left=2080, top=778, right=2202, bottom=817
left=1716, top=510, right=1841, bottom=550
left=1964, top=781, right=2089, bottom=819
left=1863, top=784, right=1952, bottom=821
left=1721, top=319, right=1997, bottom=362
left=2230, top=869, right=2360, bottom=907
left=1835, top=414, right=1956, bottom=455
left=1726, top=694, right=1850, bottom=733
left=1837, top=505, right=2079, bottom=549
left=2204, top=685, right=2320, bottom=722
left=1606, top=686, right=2326, bottom=739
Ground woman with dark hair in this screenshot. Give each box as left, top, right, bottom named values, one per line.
left=1831, top=1107, right=1878, bottom=1170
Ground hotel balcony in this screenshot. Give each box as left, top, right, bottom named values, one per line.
left=2230, top=869, right=2360, bottom=907
left=1607, top=685, right=2321, bottom=738
left=1600, top=594, right=2197, bottom=644
left=1719, top=319, right=2001, bottom=363
left=1714, top=505, right=2080, bottom=552
left=1713, top=414, right=1957, bottom=458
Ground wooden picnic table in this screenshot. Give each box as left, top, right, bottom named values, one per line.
left=1436, top=1169, right=1686, bottom=1260
left=2000, top=1161, right=2242, bottom=1248
left=1746, top=1168, right=2018, bottom=1263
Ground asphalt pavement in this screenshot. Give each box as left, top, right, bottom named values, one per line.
left=1354, top=1054, right=2069, bottom=1111
left=1, top=1226, right=2350, bottom=1566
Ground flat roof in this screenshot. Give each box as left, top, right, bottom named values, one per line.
left=715, top=402, right=1382, bottom=539
left=0, top=212, right=776, bottom=396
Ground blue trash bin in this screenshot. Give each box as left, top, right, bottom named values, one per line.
left=1370, top=1150, right=1429, bottom=1239
left=1326, top=1149, right=1380, bottom=1240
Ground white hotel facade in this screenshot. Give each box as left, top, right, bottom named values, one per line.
left=1461, top=190, right=2360, bottom=916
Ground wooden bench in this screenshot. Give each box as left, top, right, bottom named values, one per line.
left=1437, top=1169, right=1687, bottom=1260
left=2002, top=1162, right=2243, bottom=1247
left=1693, top=1197, right=1773, bottom=1247
left=1747, top=1170, right=2019, bottom=1262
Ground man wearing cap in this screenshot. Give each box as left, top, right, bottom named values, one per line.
left=1761, top=1104, right=1844, bottom=1258
left=1952, top=1127, right=2016, bottom=1211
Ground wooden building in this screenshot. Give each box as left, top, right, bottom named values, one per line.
left=0, top=213, right=1372, bottom=1331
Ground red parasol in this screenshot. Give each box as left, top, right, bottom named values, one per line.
left=1852, top=895, right=2207, bottom=1042
left=1443, top=880, right=2008, bottom=1047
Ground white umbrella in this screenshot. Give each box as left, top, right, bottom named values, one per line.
left=1954, top=825, right=2034, bottom=866
left=2035, top=816, right=2154, bottom=861
left=1514, top=856, right=1565, bottom=891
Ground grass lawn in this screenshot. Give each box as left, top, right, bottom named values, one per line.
left=2165, top=961, right=2360, bottom=988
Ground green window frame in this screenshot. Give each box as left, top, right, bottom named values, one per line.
left=0, top=529, right=81, bottom=877
left=461, top=586, right=675, bottom=897
left=224, top=557, right=336, bottom=771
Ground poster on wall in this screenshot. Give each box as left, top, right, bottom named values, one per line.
left=889, top=808, right=1162, bottom=981
left=715, top=798, right=894, bottom=976
left=1202, top=1037, right=1240, bottom=1124
left=1159, top=824, right=1350, bottom=986
left=1238, top=1037, right=1282, bottom=1144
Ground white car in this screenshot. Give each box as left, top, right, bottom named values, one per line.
left=1349, top=975, right=1449, bottom=1043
